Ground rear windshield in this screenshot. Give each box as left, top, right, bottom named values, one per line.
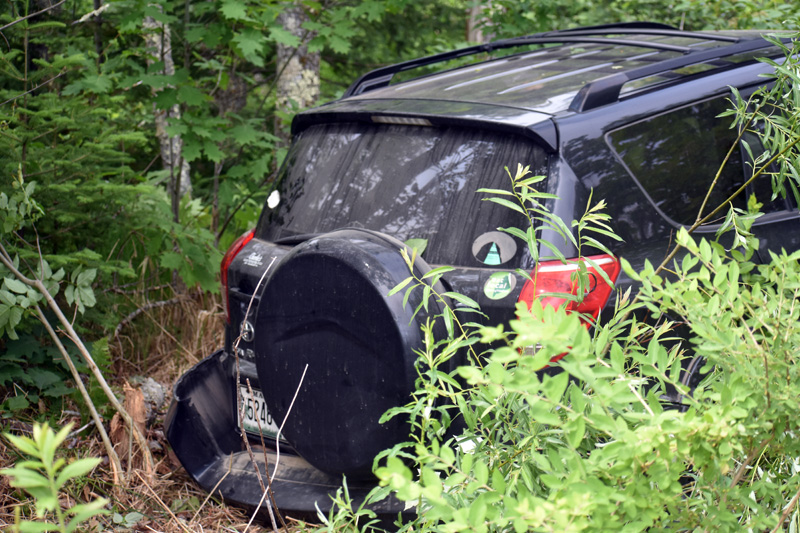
left=257, top=123, right=549, bottom=266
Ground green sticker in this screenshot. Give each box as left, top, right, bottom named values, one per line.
left=484, top=272, right=516, bottom=300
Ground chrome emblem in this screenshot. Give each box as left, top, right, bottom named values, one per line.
left=240, top=320, right=255, bottom=342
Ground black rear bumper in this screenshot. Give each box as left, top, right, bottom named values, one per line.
left=164, top=349, right=407, bottom=515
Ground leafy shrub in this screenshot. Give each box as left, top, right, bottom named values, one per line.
left=1, top=422, right=109, bottom=532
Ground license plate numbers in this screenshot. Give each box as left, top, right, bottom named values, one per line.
left=238, top=386, right=281, bottom=438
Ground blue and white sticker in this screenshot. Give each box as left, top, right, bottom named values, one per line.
left=472, top=231, right=517, bottom=266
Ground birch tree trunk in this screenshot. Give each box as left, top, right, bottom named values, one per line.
left=275, top=4, right=319, bottom=148
left=467, top=3, right=490, bottom=43
left=143, top=7, right=191, bottom=221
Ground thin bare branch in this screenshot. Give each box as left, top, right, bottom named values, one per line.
left=0, top=70, right=67, bottom=107
left=0, top=0, right=67, bottom=32
left=114, top=296, right=186, bottom=338
left=34, top=304, right=123, bottom=482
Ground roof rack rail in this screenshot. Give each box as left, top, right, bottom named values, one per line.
left=534, top=26, right=740, bottom=43
left=555, top=21, right=679, bottom=32
left=570, top=35, right=782, bottom=112
left=342, top=23, right=752, bottom=98
left=346, top=37, right=699, bottom=97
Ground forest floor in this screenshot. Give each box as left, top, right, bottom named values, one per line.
left=0, top=291, right=308, bottom=532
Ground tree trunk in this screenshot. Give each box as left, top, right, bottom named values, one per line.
left=143, top=7, right=191, bottom=218
left=274, top=4, right=319, bottom=148
left=466, top=2, right=493, bottom=43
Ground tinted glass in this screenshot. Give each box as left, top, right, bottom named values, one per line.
left=743, top=129, right=795, bottom=213
left=258, top=123, right=548, bottom=266
left=608, top=97, right=746, bottom=225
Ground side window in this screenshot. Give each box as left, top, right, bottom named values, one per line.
left=607, top=97, right=746, bottom=225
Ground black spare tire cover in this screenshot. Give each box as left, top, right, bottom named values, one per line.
left=254, top=229, right=450, bottom=478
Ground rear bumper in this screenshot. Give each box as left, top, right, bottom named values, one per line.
left=164, top=349, right=406, bottom=514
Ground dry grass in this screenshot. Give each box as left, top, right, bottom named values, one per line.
left=0, top=289, right=312, bottom=533
left=111, top=289, right=225, bottom=381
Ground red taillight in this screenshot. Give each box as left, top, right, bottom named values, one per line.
left=221, top=229, right=255, bottom=324
left=517, top=254, right=621, bottom=362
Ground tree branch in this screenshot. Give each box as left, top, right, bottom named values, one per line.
left=0, top=0, right=67, bottom=32
left=0, top=70, right=67, bottom=107
left=35, top=304, right=123, bottom=482
left=0, top=242, right=155, bottom=480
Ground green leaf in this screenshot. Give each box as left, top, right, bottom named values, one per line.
left=160, top=251, right=184, bottom=270
left=388, top=277, right=413, bottom=297
left=4, top=277, right=28, bottom=294
left=18, top=521, right=55, bottom=532
left=566, top=417, right=585, bottom=449
left=473, top=460, right=488, bottom=486
left=443, top=307, right=454, bottom=338
left=326, top=35, right=351, bottom=55
left=56, top=458, right=102, bottom=489
left=233, top=28, right=266, bottom=66
left=219, top=0, right=251, bottom=21
left=443, top=292, right=480, bottom=309
left=4, top=434, right=38, bottom=456
left=404, top=238, right=428, bottom=256
left=483, top=197, right=525, bottom=215
left=66, top=499, right=110, bottom=533
left=268, top=25, right=301, bottom=48
left=75, top=269, right=96, bottom=287
left=422, top=266, right=454, bottom=280
left=5, top=395, right=29, bottom=411
left=79, top=74, right=113, bottom=94
left=27, top=368, right=62, bottom=391
left=183, top=140, right=203, bottom=162
left=75, top=287, right=95, bottom=312
left=177, top=85, right=207, bottom=106
left=203, top=141, right=224, bottom=162
left=229, top=124, right=260, bottom=146
left=528, top=402, right=560, bottom=426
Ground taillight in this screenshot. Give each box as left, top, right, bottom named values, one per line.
left=221, top=229, right=255, bottom=324
left=517, top=254, right=620, bottom=361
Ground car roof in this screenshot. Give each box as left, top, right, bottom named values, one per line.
left=340, top=23, right=785, bottom=116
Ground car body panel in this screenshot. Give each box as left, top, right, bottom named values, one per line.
left=166, top=25, right=795, bottom=514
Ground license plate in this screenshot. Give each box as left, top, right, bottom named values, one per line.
left=238, top=385, right=281, bottom=439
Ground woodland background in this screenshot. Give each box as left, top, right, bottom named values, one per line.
left=1, top=0, right=800, bottom=530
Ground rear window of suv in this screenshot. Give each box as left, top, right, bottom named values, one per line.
left=258, top=123, right=549, bottom=266
left=608, top=96, right=746, bottom=225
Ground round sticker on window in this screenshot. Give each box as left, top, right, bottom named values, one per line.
left=472, top=231, right=517, bottom=266
left=483, top=272, right=516, bottom=300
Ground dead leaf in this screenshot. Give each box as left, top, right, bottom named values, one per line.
left=110, top=381, right=149, bottom=470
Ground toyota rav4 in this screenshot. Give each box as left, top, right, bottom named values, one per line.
left=165, top=22, right=799, bottom=514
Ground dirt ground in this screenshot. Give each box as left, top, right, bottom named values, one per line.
left=0, top=291, right=309, bottom=532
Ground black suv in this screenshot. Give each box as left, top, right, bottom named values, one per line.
left=165, top=23, right=798, bottom=514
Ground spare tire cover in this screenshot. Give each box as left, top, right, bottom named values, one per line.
left=254, top=229, right=450, bottom=478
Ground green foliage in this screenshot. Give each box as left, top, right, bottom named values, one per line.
left=373, top=233, right=800, bottom=531
left=371, top=216, right=800, bottom=531
left=314, top=479, right=386, bottom=532
left=481, top=0, right=800, bottom=38
left=1, top=422, right=109, bottom=532
left=0, top=334, right=76, bottom=414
